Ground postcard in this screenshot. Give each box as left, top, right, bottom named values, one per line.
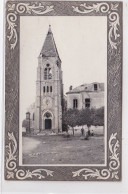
left=5, top=1, right=122, bottom=181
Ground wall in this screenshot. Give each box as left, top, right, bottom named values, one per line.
left=87, top=91, right=104, bottom=108
left=67, top=93, right=82, bottom=109
left=67, top=91, right=104, bottom=109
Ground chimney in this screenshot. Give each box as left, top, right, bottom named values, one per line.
left=69, top=86, right=73, bottom=91
left=26, top=112, right=30, bottom=120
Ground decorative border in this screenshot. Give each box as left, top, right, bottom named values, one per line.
left=72, top=133, right=120, bottom=180
left=72, top=2, right=120, bottom=49
left=5, top=132, right=120, bottom=180
left=7, top=2, right=120, bottom=50
left=5, top=1, right=122, bottom=181
left=7, top=2, right=54, bottom=49
left=6, top=132, right=54, bottom=179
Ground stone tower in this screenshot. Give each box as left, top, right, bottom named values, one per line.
left=34, top=25, right=63, bottom=133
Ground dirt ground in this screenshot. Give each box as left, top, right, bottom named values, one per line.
left=22, top=132, right=105, bottom=165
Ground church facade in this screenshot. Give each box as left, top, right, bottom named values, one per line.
left=26, top=26, right=63, bottom=133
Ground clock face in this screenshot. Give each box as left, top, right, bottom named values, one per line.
left=42, top=97, right=52, bottom=108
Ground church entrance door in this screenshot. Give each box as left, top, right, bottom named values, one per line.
left=45, top=119, right=52, bottom=129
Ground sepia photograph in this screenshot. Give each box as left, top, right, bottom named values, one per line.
left=5, top=1, right=122, bottom=181
left=20, top=16, right=107, bottom=166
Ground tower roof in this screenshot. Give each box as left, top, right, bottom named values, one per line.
left=40, top=25, right=59, bottom=58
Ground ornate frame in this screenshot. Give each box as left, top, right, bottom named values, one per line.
left=5, top=1, right=122, bottom=181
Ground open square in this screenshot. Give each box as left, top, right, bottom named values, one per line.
left=22, top=127, right=105, bottom=165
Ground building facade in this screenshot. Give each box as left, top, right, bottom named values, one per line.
left=26, top=26, right=63, bottom=133
left=66, top=82, right=104, bottom=110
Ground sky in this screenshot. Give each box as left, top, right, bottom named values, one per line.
left=20, top=16, right=107, bottom=124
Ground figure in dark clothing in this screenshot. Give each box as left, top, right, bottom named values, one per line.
left=88, top=130, right=91, bottom=136
left=81, top=128, right=84, bottom=136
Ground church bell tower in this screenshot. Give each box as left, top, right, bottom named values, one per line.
left=34, top=25, right=63, bottom=133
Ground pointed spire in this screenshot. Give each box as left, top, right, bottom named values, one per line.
left=48, top=25, right=52, bottom=34
left=40, top=25, right=59, bottom=58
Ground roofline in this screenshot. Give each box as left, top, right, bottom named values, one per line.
left=66, top=90, right=104, bottom=94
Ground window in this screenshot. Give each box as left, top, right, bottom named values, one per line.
left=94, top=84, right=97, bottom=91
left=48, top=68, right=52, bottom=79
left=33, top=113, right=35, bottom=121
left=46, top=64, right=50, bottom=67
left=50, top=86, right=52, bottom=92
left=44, top=112, right=52, bottom=118
left=43, top=86, right=45, bottom=93
left=85, top=98, right=90, bottom=108
left=73, top=99, right=78, bottom=108
left=44, top=68, right=47, bottom=80
left=44, top=64, right=52, bottom=80
left=47, top=86, right=49, bottom=92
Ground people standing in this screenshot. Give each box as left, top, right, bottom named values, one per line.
left=81, top=127, right=84, bottom=136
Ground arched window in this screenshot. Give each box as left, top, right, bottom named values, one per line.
left=73, top=99, right=78, bottom=109
left=48, top=68, right=52, bottom=79
left=44, top=68, right=47, bottom=80
left=47, top=86, right=49, bottom=92
left=44, top=112, right=52, bottom=118
left=33, top=113, right=35, bottom=121
left=50, top=86, right=52, bottom=92
left=43, top=86, right=45, bottom=93
left=44, top=64, right=52, bottom=80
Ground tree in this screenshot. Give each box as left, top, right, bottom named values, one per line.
left=77, top=108, right=94, bottom=134
left=63, top=109, right=79, bottom=136
left=92, top=107, right=104, bottom=127
left=62, top=107, right=104, bottom=136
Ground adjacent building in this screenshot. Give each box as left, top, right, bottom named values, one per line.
left=66, top=83, right=104, bottom=110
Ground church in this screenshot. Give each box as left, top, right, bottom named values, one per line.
left=23, top=25, right=104, bottom=134
left=25, top=25, right=63, bottom=133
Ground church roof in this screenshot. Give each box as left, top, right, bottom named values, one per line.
left=40, top=25, right=59, bottom=58
left=66, top=83, right=104, bottom=94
